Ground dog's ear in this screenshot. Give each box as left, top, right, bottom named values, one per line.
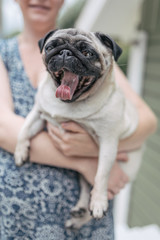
left=95, top=32, right=122, bottom=61
left=38, top=29, right=58, bottom=53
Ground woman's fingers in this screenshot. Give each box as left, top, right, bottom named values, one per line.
left=46, top=121, right=98, bottom=157
left=107, top=161, right=129, bottom=199
left=61, top=121, right=86, bottom=133
left=108, top=191, right=114, bottom=200
left=47, top=123, right=64, bottom=140
left=116, top=152, right=128, bottom=162
left=48, top=127, right=62, bottom=149
left=47, top=121, right=84, bottom=142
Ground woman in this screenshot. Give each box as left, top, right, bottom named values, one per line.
left=0, top=0, right=157, bottom=239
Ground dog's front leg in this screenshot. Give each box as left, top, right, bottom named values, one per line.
left=14, top=105, right=45, bottom=166
left=90, top=138, right=118, bottom=218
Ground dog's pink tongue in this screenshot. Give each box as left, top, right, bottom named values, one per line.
left=55, top=71, right=79, bottom=100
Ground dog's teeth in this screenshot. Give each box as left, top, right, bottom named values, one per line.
left=84, top=82, right=90, bottom=86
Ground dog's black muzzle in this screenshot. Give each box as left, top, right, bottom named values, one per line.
left=44, top=43, right=103, bottom=102
left=44, top=44, right=101, bottom=78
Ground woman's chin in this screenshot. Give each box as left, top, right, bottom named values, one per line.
left=28, top=15, right=54, bottom=26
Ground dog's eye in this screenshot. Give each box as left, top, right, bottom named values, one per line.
left=45, top=45, right=54, bottom=52
left=82, top=50, right=93, bottom=57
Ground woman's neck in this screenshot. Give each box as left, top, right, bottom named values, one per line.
left=17, top=23, right=56, bottom=87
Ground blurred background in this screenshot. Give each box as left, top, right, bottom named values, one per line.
left=0, top=0, right=160, bottom=239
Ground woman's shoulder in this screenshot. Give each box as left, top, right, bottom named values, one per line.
left=0, top=38, right=7, bottom=55
left=0, top=36, right=18, bottom=66
left=0, top=36, right=17, bottom=54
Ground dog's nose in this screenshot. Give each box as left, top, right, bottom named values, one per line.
left=59, top=49, right=73, bottom=58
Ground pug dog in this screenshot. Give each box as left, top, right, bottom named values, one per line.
left=14, top=28, right=142, bottom=229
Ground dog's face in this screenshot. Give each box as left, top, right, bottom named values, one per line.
left=39, top=28, right=122, bottom=102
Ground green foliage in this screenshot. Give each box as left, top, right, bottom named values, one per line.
left=117, top=41, right=130, bottom=75
left=57, top=0, right=87, bottom=29
left=4, top=31, right=20, bottom=39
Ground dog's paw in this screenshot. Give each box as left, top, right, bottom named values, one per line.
left=65, top=212, right=92, bottom=230
left=65, top=218, right=80, bottom=230
left=70, top=206, right=87, bottom=218
left=90, top=190, right=108, bottom=219
left=14, top=140, right=30, bottom=166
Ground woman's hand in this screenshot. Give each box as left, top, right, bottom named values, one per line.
left=81, top=155, right=129, bottom=200
left=47, top=121, right=129, bottom=199
left=107, top=160, right=129, bottom=200
left=47, top=121, right=99, bottom=157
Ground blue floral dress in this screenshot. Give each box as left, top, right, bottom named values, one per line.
left=0, top=37, right=114, bottom=240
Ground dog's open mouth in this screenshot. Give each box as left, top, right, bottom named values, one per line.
left=54, top=69, right=94, bottom=101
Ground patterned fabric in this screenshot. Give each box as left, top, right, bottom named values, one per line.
left=0, top=37, right=114, bottom=240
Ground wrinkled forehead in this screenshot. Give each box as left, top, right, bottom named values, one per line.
left=43, top=29, right=112, bottom=58
left=46, top=29, right=97, bottom=46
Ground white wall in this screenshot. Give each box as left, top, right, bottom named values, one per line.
left=76, top=0, right=144, bottom=43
